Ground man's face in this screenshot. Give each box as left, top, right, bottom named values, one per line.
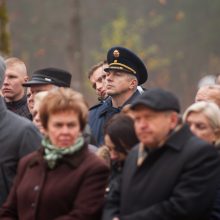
left=2, top=65, right=28, bottom=101
left=105, top=70, right=134, bottom=97
left=28, top=84, right=55, bottom=113
left=90, top=64, right=107, bottom=100
left=133, top=106, right=177, bottom=148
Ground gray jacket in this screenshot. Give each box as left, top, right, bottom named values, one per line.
left=0, top=97, right=42, bottom=206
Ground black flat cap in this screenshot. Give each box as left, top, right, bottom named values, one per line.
left=104, top=46, right=148, bottom=85
left=130, top=88, right=180, bottom=113
left=23, top=67, right=72, bottom=87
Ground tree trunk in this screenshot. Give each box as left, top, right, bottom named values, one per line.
left=67, top=0, right=83, bottom=92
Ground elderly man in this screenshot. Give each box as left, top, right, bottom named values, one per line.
left=0, top=56, right=42, bottom=206
left=23, top=67, right=72, bottom=115
left=89, top=46, right=148, bottom=146
left=195, top=84, right=220, bottom=107
left=103, top=88, right=220, bottom=220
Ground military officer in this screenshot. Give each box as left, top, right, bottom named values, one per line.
left=89, top=46, right=148, bottom=146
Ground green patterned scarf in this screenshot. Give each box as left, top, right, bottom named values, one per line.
left=42, top=136, right=84, bottom=169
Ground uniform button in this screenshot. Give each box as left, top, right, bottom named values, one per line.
left=33, top=185, right=40, bottom=191
left=31, top=203, right=36, bottom=208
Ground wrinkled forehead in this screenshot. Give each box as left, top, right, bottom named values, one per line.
left=30, top=84, right=55, bottom=94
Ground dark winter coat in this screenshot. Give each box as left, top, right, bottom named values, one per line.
left=103, top=124, right=220, bottom=220
left=0, top=96, right=42, bottom=206
left=0, top=145, right=109, bottom=220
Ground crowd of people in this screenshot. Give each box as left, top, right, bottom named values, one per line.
left=0, top=46, right=220, bottom=220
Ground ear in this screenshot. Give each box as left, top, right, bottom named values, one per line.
left=170, top=112, right=179, bottom=129
left=24, top=76, right=29, bottom=82
left=129, top=79, right=137, bottom=90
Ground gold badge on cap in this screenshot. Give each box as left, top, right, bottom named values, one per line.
left=113, top=49, right=120, bottom=58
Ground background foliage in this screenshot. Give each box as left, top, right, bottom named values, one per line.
left=2, top=0, right=220, bottom=109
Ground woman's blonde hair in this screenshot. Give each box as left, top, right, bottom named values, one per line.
left=39, top=88, right=88, bottom=131
left=183, top=101, right=220, bottom=146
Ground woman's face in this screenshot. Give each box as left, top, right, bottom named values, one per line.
left=45, top=110, right=81, bottom=148
left=104, top=134, right=126, bottom=162
left=186, top=111, right=217, bottom=144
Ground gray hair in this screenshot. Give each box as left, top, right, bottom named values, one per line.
left=0, top=56, right=6, bottom=85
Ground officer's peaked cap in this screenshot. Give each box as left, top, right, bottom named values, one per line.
left=104, top=46, right=148, bottom=85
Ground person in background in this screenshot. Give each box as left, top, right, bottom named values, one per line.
left=195, top=84, right=220, bottom=107
left=23, top=67, right=95, bottom=145
left=183, top=101, right=220, bottom=220
left=103, top=113, right=139, bottom=193
left=0, top=88, right=109, bottom=220
left=0, top=56, right=42, bottom=207
left=32, top=91, right=48, bottom=135
left=1, top=57, right=31, bottom=119
left=103, top=88, right=220, bottom=220
left=89, top=46, right=148, bottom=146
left=88, top=60, right=108, bottom=102
left=22, top=67, right=72, bottom=110
left=183, top=101, right=220, bottom=147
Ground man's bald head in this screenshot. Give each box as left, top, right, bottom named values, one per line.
left=195, top=85, right=220, bottom=107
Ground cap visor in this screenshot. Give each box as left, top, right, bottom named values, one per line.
left=22, top=80, right=51, bottom=87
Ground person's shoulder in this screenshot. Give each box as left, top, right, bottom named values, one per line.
left=183, top=129, right=219, bottom=159
left=84, top=148, right=109, bottom=170
left=89, top=98, right=112, bottom=115
left=89, top=102, right=104, bottom=111
left=5, top=110, right=34, bottom=129
left=18, top=149, right=41, bottom=169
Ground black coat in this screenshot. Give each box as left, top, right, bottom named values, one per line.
left=103, top=124, right=220, bottom=220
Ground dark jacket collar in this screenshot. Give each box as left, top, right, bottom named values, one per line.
left=5, top=95, right=27, bottom=108
left=99, top=90, right=141, bottom=117
left=164, top=124, right=193, bottom=151
left=29, top=143, right=88, bottom=169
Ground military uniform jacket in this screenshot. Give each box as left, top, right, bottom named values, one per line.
left=102, top=124, right=220, bottom=220
left=89, top=90, right=141, bottom=146
left=0, top=145, right=109, bottom=220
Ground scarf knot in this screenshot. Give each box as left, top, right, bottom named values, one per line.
left=42, top=136, right=84, bottom=169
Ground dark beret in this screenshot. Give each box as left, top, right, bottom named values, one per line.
left=130, top=88, right=180, bottom=113
left=23, top=67, right=72, bottom=87
left=104, top=46, right=148, bottom=85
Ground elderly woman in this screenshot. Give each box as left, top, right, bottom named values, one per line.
left=183, top=101, right=220, bottom=147
left=183, top=101, right=220, bottom=220
left=0, top=88, right=109, bottom=220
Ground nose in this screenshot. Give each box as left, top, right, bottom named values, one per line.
left=106, top=72, right=113, bottom=82
left=189, top=124, right=197, bottom=134
left=60, top=125, right=69, bottom=134
left=3, top=77, right=9, bottom=85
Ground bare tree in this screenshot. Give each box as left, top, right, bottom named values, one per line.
left=0, top=0, right=10, bottom=56
left=67, top=0, right=83, bottom=92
